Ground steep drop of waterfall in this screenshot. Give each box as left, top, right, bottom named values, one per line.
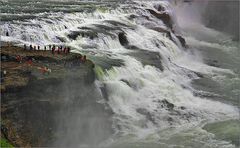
left=1, top=0, right=239, bottom=147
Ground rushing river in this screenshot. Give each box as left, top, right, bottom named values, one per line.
left=0, top=0, right=239, bottom=147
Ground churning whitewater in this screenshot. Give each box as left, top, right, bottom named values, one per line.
left=1, top=0, right=239, bottom=147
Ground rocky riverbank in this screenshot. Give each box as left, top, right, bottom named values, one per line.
left=1, top=45, right=95, bottom=147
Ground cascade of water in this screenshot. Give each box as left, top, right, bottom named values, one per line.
left=1, top=0, right=239, bottom=147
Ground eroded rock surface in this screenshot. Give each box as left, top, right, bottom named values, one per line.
left=1, top=45, right=97, bottom=147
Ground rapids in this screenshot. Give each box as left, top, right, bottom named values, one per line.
left=1, top=0, right=239, bottom=147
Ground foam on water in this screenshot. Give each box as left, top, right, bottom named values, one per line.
left=97, top=54, right=238, bottom=147
left=98, top=41, right=239, bottom=129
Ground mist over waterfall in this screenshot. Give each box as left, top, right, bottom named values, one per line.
left=203, top=1, right=239, bottom=41
left=0, top=0, right=239, bottom=148
left=173, top=0, right=239, bottom=41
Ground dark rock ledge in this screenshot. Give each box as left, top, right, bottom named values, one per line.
left=1, top=45, right=95, bottom=147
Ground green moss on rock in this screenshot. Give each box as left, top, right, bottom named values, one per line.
left=1, top=138, right=14, bottom=148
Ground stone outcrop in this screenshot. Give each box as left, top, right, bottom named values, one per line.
left=68, top=30, right=98, bottom=40
left=1, top=45, right=95, bottom=147
left=176, top=35, right=187, bottom=48
left=118, top=32, right=129, bottom=46
left=147, top=9, right=173, bottom=29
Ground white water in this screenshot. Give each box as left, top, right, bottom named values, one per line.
left=95, top=27, right=238, bottom=147
left=1, top=0, right=239, bottom=147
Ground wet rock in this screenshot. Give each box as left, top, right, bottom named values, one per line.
left=167, top=117, right=174, bottom=122
left=169, top=110, right=181, bottom=116
left=120, top=79, right=131, bottom=88
left=136, top=108, right=157, bottom=124
left=161, top=99, right=174, bottom=110
left=79, top=25, right=116, bottom=38
left=125, top=45, right=140, bottom=50
left=151, top=27, right=170, bottom=34
left=195, top=72, right=204, bottom=78
left=104, top=20, right=131, bottom=28
left=67, top=31, right=81, bottom=40
left=176, top=35, right=187, bottom=48
left=147, top=9, right=173, bottom=29
left=128, top=14, right=137, bottom=19
left=136, top=108, right=148, bottom=115
left=120, top=79, right=141, bottom=90
left=128, top=14, right=150, bottom=21
left=150, top=27, right=176, bottom=44
left=118, top=32, right=129, bottom=46
left=127, top=50, right=164, bottom=71
left=154, top=4, right=165, bottom=12
left=205, top=59, right=220, bottom=67
left=67, top=31, right=98, bottom=40
left=174, top=63, right=204, bottom=79
left=182, top=113, right=193, bottom=121
left=181, top=84, right=188, bottom=89
left=56, top=36, right=66, bottom=42
left=180, top=106, right=186, bottom=110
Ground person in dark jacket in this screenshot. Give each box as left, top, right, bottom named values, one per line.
left=52, top=45, right=55, bottom=54
left=83, top=55, right=87, bottom=63
left=30, top=45, right=33, bottom=50
left=1, top=71, right=5, bottom=83
left=67, top=47, right=71, bottom=54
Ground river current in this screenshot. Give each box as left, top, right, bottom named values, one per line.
left=0, top=0, right=239, bottom=147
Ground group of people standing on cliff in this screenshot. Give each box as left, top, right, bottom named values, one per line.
left=6, top=31, right=72, bottom=55
left=50, top=45, right=71, bottom=55
left=24, top=44, right=71, bottom=55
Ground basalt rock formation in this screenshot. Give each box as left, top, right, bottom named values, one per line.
left=1, top=45, right=95, bottom=147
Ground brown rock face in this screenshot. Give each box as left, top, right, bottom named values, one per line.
left=1, top=45, right=96, bottom=147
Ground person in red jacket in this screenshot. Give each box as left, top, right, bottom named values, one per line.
left=27, top=58, right=33, bottom=66
left=57, top=47, right=60, bottom=54
left=16, top=55, right=22, bottom=63
left=63, top=47, right=67, bottom=54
